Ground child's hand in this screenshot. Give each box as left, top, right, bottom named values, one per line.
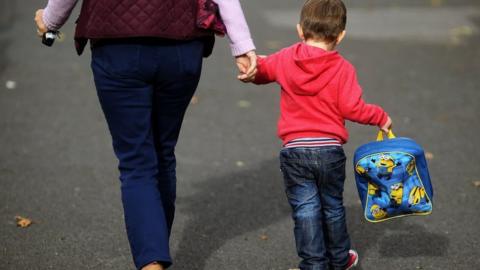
left=380, top=116, right=392, bottom=133
left=236, top=50, right=257, bottom=83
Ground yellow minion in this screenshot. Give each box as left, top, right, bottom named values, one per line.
left=409, top=186, right=427, bottom=206
left=406, top=160, right=416, bottom=176
left=376, top=154, right=396, bottom=173
left=370, top=204, right=387, bottom=220
left=356, top=165, right=366, bottom=175
left=390, top=183, right=404, bottom=205
left=368, top=182, right=379, bottom=196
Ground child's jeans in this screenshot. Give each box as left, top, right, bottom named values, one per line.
left=280, top=146, right=351, bottom=270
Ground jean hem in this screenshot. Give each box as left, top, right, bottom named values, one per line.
left=299, top=265, right=329, bottom=270
left=137, top=256, right=173, bottom=270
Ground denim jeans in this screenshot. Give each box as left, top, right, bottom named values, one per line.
left=280, top=146, right=351, bottom=270
left=91, top=38, right=204, bottom=269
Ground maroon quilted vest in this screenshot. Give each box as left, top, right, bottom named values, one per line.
left=74, top=0, right=212, bottom=55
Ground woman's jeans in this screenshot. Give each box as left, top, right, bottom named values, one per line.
left=280, top=146, right=351, bottom=270
left=91, top=38, right=204, bottom=269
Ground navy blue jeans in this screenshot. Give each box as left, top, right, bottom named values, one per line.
left=280, top=146, right=351, bottom=270
left=91, top=39, right=204, bottom=269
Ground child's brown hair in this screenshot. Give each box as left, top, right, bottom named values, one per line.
left=300, top=0, right=347, bottom=43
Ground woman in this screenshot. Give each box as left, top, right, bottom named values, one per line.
left=34, top=1, right=257, bottom=269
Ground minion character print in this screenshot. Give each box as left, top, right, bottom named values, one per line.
left=355, top=152, right=433, bottom=221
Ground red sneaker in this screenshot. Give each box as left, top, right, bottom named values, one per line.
left=344, top=249, right=359, bottom=269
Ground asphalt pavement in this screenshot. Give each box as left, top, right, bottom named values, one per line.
left=1, top=0, right=479, bottom=269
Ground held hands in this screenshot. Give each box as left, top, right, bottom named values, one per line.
left=236, top=50, right=257, bottom=83
left=380, top=116, right=393, bottom=133
left=34, top=9, right=48, bottom=37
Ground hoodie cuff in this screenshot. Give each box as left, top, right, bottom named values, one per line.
left=378, top=112, right=389, bottom=128
left=230, top=38, right=256, bottom=56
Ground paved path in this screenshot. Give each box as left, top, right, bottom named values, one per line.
left=1, top=1, right=479, bottom=269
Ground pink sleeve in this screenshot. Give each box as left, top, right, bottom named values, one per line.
left=338, top=66, right=389, bottom=127
left=43, top=0, right=256, bottom=56
left=213, top=0, right=256, bottom=56
left=42, top=0, right=79, bottom=31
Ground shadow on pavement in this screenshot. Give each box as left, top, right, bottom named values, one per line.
left=174, top=159, right=291, bottom=269
left=347, top=206, right=449, bottom=270
left=175, top=159, right=449, bottom=269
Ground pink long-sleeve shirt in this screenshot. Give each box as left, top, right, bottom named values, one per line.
left=42, top=0, right=255, bottom=56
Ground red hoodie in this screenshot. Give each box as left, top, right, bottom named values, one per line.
left=254, top=42, right=388, bottom=145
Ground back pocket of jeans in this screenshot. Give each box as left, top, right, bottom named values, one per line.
left=281, top=160, right=316, bottom=187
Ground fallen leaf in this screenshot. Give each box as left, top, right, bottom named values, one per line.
left=15, top=216, right=32, bottom=228
left=449, top=26, right=474, bottom=45
left=236, top=161, right=245, bottom=168
left=57, top=32, right=66, bottom=42
left=425, top=152, right=434, bottom=160
left=451, top=26, right=473, bottom=36
left=434, top=114, right=450, bottom=123
left=5, top=80, right=16, bottom=90
left=473, top=181, right=480, bottom=187
left=190, top=96, right=199, bottom=105
left=237, top=100, right=251, bottom=108
left=430, top=0, right=443, bottom=7
left=260, top=234, right=268, bottom=241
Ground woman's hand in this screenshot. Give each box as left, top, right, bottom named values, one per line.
left=34, top=9, right=48, bottom=37
left=236, top=50, right=257, bottom=82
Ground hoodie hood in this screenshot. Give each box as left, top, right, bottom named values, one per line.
left=287, top=42, right=344, bottom=96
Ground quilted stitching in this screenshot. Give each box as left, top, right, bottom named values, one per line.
left=76, top=0, right=208, bottom=39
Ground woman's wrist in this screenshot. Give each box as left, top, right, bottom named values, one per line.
left=230, top=38, right=256, bottom=56
left=42, top=8, right=59, bottom=31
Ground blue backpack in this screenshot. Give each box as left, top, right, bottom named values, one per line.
left=353, top=130, right=433, bottom=222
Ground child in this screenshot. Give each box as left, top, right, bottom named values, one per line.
left=243, top=0, right=392, bottom=269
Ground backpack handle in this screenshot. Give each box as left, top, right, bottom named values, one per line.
left=377, top=129, right=396, bottom=141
